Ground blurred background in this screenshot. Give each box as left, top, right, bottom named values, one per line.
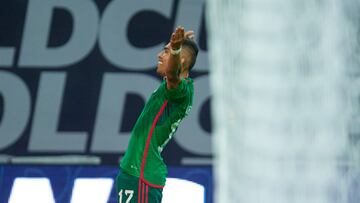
left=1, top=0, right=360, bottom=203
left=208, top=0, right=360, bottom=203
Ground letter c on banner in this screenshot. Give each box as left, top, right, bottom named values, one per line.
left=99, top=0, right=172, bottom=70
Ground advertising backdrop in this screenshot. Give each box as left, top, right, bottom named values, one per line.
left=0, top=0, right=211, bottom=165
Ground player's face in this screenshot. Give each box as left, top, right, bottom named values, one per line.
left=156, top=43, right=171, bottom=76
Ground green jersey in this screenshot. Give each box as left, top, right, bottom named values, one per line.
left=120, top=78, right=194, bottom=187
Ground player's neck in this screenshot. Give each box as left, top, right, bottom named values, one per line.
left=180, top=71, right=189, bottom=79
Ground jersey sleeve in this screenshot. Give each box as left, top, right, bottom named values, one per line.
left=164, top=78, right=193, bottom=101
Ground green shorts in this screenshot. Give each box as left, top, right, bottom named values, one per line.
left=116, top=169, right=163, bottom=203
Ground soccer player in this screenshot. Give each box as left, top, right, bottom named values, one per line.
left=115, top=26, right=199, bottom=203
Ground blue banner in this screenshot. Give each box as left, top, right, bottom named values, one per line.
left=0, top=164, right=213, bottom=203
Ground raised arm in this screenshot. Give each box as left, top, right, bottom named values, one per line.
left=166, top=26, right=185, bottom=89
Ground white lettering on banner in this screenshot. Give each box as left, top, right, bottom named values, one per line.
left=91, top=73, right=158, bottom=153
left=99, top=0, right=173, bottom=70
left=29, top=72, right=88, bottom=152
left=70, top=178, right=114, bottom=203
left=13, top=0, right=207, bottom=70
left=0, top=71, right=31, bottom=150
left=8, top=177, right=204, bottom=203
left=8, top=178, right=56, bottom=203
left=175, top=75, right=211, bottom=155
left=19, top=0, right=99, bottom=67
left=0, top=47, right=15, bottom=67
left=0, top=71, right=211, bottom=155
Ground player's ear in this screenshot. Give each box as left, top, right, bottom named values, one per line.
left=180, top=58, right=186, bottom=70
left=180, top=58, right=189, bottom=77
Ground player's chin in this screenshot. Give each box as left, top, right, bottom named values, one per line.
left=156, top=66, right=166, bottom=76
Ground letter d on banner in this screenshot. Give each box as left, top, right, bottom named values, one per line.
left=19, top=0, right=99, bottom=67
left=0, top=71, right=31, bottom=150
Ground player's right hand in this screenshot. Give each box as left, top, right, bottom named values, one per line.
left=170, top=26, right=185, bottom=50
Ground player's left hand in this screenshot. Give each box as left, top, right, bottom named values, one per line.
left=185, top=30, right=195, bottom=40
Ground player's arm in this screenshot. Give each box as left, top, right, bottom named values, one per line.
left=166, top=26, right=185, bottom=89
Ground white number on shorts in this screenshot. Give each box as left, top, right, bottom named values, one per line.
left=118, top=189, right=134, bottom=203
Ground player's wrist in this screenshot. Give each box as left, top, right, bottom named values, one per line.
left=170, top=46, right=182, bottom=55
